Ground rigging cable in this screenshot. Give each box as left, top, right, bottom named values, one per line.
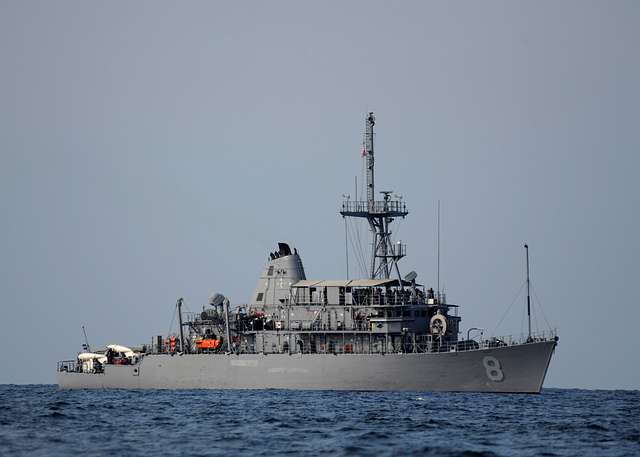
left=520, top=297, right=526, bottom=338
left=530, top=282, right=553, bottom=331
left=530, top=293, right=539, bottom=335
left=351, top=217, right=369, bottom=276
left=347, top=217, right=368, bottom=277
left=346, top=220, right=362, bottom=276
left=167, top=303, right=177, bottom=337
left=492, top=280, right=526, bottom=336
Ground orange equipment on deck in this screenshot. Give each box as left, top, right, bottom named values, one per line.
left=196, top=339, right=221, bottom=350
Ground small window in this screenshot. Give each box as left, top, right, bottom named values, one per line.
left=256, top=293, right=264, bottom=302
left=267, top=266, right=274, bottom=276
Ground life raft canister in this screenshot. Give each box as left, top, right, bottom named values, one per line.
left=196, top=339, right=221, bottom=350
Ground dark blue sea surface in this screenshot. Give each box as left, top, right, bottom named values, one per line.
left=0, top=386, right=638, bottom=457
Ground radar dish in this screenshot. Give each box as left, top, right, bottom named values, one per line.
left=404, top=271, right=417, bottom=282
left=209, top=293, right=225, bottom=307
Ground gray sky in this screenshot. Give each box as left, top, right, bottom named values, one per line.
left=1, top=1, right=638, bottom=389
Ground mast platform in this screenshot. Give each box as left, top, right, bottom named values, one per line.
left=340, top=199, right=408, bottom=218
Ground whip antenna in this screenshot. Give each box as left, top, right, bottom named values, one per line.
left=525, top=243, right=532, bottom=341
left=437, top=200, right=441, bottom=294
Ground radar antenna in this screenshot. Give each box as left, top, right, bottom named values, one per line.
left=340, top=113, right=408, bottom=280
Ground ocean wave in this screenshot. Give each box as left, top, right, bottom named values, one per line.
left=0, top=386, right=637, bottom=457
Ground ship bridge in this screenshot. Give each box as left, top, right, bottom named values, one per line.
left=290, top=278, right=423, bottom=307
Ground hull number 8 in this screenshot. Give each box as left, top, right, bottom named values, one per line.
left=482, top=356, right=504, bottom=382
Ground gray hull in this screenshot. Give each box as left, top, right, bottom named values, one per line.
left=58, top=340, right=555, bottom=393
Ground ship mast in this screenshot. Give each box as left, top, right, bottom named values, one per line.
left=365, top=112, right=375, bottom=204
left=525, top=243, right=532, bottom=341
left=340, top=112, right=408, bottom=280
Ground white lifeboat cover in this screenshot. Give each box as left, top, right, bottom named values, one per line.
left=78, top=352, right=107, bottom=362
left=107, top=344, right=135, bottom=357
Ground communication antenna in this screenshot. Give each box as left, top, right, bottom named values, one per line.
left=81, top=325, right=91, bottom=352
left=525, top=244, right=532, bottom=341
left=437, top=200, right=441, bottom=294
left=177, top=298, right=186, bottom=353
left=342, top=194, right=350, bottom=279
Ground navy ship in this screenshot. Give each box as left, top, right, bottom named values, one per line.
left=57, top=113, right=557, bottom=392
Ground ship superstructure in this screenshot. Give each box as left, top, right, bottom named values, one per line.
left=57, top=113, right=557, bottom=392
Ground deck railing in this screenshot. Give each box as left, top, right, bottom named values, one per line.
left=291, top=293, right=425, bottom=307
left=57, top=360, right=78, bottom=373
left=341, top=200, right=408, bottom=215
left=235, top=329, right=558, bottom=356
left=57, top=330, right=558, bottom=370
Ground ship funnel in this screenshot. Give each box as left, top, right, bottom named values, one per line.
left=251, top=243, right=307, bottom=306
left=278, top=242, right=292, bottom=257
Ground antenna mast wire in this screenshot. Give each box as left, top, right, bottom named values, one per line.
left=437, top=200, right=441, bottom=294
left=344, top=217, right=349, bottom=279
left=525, top=243, right=532, bottom=340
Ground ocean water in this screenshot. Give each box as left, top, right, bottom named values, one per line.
left=0, top=386, right=638, bottom=457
